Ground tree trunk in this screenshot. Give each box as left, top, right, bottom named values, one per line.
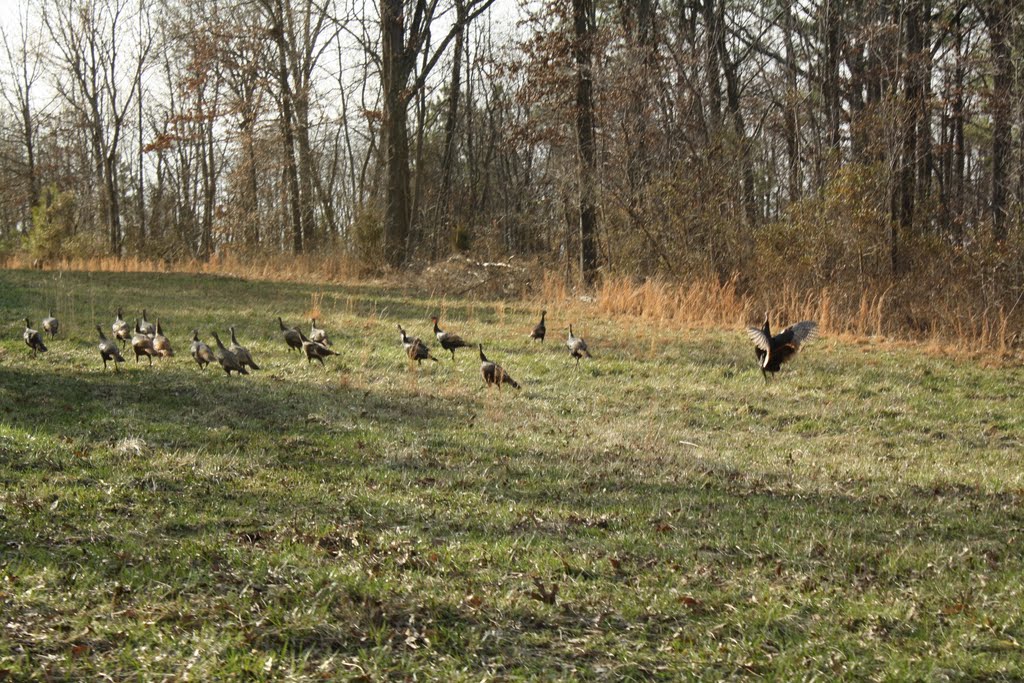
left=243, top=129, right=260, bottom=248
left=438, top=0, right=466, bottom=257
left=104, top=152, right=123, bottom=258
left=137, top=17, right=146, bottom=250
left=782, top=2, right=800, bottom=201
left=294, top=92, right=317, bottom=250
left=916, top=0, right=934, bottom=215
left=20, top=100, right=37, bottom=210
left=717, top=7, right=757, bottom=228
left=702, top=0, right=722, bottom=131
left=380, top=0, right=413, bottom=266
left=895, top=0, right=923, bottom=259
left=411, top=42, right=430, bottom=258
left=985, top=0, right=1013, bottom=241
left=271, top=0, right=303, bottom=254
left=381, top=79, right=413, bottom=265
left=199, top=113, right=215, bottom=259
left=846, top=36, right=868, bottom=162
left=573, top=0, right=598, bottom=285
left=952, top=2, right=966, bottom=241
left=621, top=0, right=655, bottom=266
left=822, top=3, right=841, bottom=153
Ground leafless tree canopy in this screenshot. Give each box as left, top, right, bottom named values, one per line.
left=0, top=0, right=1022, bottom=301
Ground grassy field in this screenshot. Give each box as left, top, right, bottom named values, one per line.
left=1, top=268, right=1023, bottom=680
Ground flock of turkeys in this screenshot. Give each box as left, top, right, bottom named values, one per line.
left=19, top=306, right=818, bottom=387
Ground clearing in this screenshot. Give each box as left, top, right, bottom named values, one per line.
left=1, top=269, right=1023, bottom=679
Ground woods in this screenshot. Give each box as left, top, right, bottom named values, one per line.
left=0, top=0, right=1022, bottom=318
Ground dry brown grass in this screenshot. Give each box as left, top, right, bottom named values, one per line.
left=591, top=273, right=1017, bottom=360
left=306, top=291, right=325, bottom=320
left=3, top=252, right=368, bottom=285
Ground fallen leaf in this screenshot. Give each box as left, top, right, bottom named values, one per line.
left=679, top=595, right=702, bottom=608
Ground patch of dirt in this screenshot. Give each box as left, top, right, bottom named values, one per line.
left=420, top=255, right=538, bottom=298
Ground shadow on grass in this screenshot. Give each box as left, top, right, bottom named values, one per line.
left=0, top=359, right=479, bottom=438
left=0, top=268, right=528, bottom=343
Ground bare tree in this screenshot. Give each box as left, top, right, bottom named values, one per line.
left=0, top=7, right=47, bottom=218
left=376, top=0, right=497, bottom=266
left=573, top=0, right=598, bottom=284
left=981, top=0, right=1015, bottom=241
left=44, top=0, right=150, bottom=257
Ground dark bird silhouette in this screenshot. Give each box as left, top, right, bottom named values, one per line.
left=229, top=326, right=260, bottom=371
left=566, top=325, right=591, bottom=368
left=138, top=309, right=155, bottom=337
left=529, top=310, right=546, bottom=342
left=278, top=317, right=303, bottom=352
left=479, top=344, right=520, bottom=390
left=299, top=330, right=338, bottom=366
left=131, top=319, right=156, bottom=365
left=310, top=318, right=332, bottom=347
left=431, top=315, right=471, bottom=360
left=23, top=318, right=47, bottom=356
left=397, top=324, right=438, bottom=365
left=153, top=319, right=174, bottom=357
left=408, top=337, right=438, bottom=365
left=211, top=331, right=248, bottom=375
left=746, top=313, right=818, bottom=382
left=41, top=310, right=59, bottom=338
left=112, top=308, right=131, bottom=347
left=190, top=330, right=216, bottom=370
left=96, top=325, right=125, bottom=371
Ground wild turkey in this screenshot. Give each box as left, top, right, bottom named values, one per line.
left=310, top=318, right=332, bottom=347
left=96, top=325, right=125, bottom=371
left=397, top=323, right=414, bottom=351
left=529, top=310, right=546, bottom=342
left=229, top=326, right=260, bottom=371
left=431, top=315, right=471, bottom=360
left=138, top=309, right=155, bottom=337
left=397, top=324, right=438, bottom=365
left=211, top=331, right=248, bottom=375
left=746, top=313, right=818, bottom=382
left=278, top=317, right=303, bottom=352
left=189, top=330, right=216, bottom=369
left=131, top=319, right=156, bottom=365
left=299, top=330, right=339, bottom=366
left=566, top=325, right=591, bottom=367
left=23, top=318, right=46, bottom=356
left=152, top=319, right=174, bottom=358
left=41, top=310, right=59, bottom=338
left=479, top=344, right=520, bottom=390
left=752, top=312, right=771, bottom=368
left=112, top=308, right=131, bottom=347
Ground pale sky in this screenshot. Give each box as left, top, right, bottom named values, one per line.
left=0, top=0, right=527, bottom=112
left=0, top=0, right=525, bottom=36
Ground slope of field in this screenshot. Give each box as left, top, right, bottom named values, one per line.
left=1, top=269, right=1023, bottom=680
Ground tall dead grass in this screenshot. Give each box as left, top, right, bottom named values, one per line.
left=3, top=252, right=367, bottom=285
left=592, top=274, right=1017, bottom=358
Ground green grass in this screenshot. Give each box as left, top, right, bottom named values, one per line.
left=1, top=268, right=1024, bottom=680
